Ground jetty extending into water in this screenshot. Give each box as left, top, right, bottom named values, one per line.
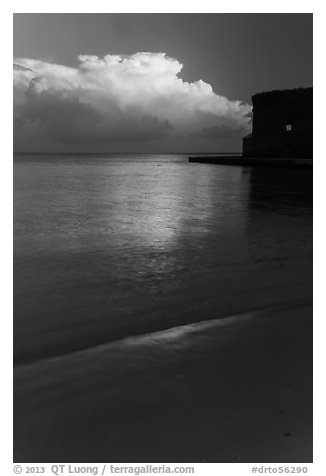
left=189, top=156, right=313, bottom=168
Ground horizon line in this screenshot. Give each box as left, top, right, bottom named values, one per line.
left=13, top=151, right=242, bottom=155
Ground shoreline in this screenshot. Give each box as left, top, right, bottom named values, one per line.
left=14, top=263, right=312, bottom=367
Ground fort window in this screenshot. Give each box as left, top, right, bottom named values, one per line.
left=286, top=123, right=293, bottom=132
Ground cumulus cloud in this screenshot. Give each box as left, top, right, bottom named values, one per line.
left=13, top=52, right=251, bottom=151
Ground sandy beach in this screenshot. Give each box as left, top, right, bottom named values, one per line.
left=14, top=296, right=312, bottom=463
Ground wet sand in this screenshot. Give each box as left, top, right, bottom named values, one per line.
left=14, top=298, right=312, bottom=463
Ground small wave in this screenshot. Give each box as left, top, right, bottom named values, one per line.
left=14, top=297, right=311, bottom=371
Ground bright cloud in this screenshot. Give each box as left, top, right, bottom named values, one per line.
left=13, top=53, right=251, bottom=151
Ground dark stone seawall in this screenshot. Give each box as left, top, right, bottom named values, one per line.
left=189, top=156, right=313, bottom=168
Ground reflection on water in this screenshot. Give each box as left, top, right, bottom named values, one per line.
left=247, top=167, right=312, bottom=265
left=13, top=154, right=312, bottom=363
left=249, top=167, right=312, bottom=210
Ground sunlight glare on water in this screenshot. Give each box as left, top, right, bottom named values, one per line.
left=13, top=154, right=312, bottom=363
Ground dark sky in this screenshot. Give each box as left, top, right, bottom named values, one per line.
left=13, top=14, right=313, bottom=153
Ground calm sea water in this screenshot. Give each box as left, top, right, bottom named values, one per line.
left=13, top=154, right=313, bottom=364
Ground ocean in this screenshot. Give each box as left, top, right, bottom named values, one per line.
left=14, top=153, right=312, bottom=365
left=13, top=153, right=313, bottom=462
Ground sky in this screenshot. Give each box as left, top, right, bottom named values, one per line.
left=13, top=13, right=313, bottom=153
